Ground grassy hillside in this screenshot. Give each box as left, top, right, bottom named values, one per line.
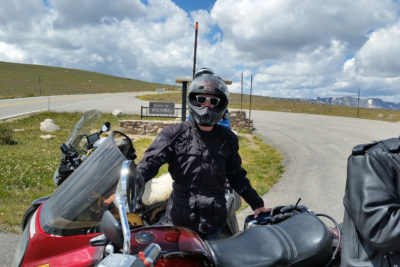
left=0, top=61, right=174, bottom=99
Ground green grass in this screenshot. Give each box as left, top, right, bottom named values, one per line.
left=237, top=134, right=284, bottom=209
left=140, top=92, right=400, bottom=122
left=0, top=61, right=175, bottom=99
left=0, top=112, right=151, bottom=232
left=0, top=112, right=282, bottom=232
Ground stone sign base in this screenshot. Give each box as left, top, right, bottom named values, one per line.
left=120, top=111, right=253, bottom=136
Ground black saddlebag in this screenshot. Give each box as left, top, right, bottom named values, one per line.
left=206, top=213, right=332, bottom=267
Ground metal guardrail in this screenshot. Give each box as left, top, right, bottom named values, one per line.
left=140, top=105, right=183, bottom=119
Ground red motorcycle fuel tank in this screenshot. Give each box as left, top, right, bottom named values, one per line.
left=19, top=205, right=104, bottom=267
left=130, top=225, right=214, bottom=267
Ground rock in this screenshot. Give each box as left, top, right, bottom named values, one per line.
left=112, top=110, right=123, bottom=117
left=142, top=173, right=173, bottom=206
left=40, top=135, right=54, bottom=140
left=40, top=119, right=60, bottom=132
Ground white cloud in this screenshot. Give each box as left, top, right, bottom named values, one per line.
left=0, top=0, right=400, bottom=101
left=354, top=22, right=400, bottom=78
left=51, top=0, right=147, bottom=28
left=211, top=0, right=398, bottom=60
left=0, top=42, right=26, bottom=62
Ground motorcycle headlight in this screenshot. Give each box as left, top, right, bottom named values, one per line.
left=11, top=221, right=30, bottom=267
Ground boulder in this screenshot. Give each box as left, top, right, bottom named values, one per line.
left=40, top=119, right=60, bottom=132
left=40, top=134, right=54, bottom=140
left=112, top=109, right=123, bottom=117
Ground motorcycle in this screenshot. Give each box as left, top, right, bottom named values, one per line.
left=13, top=128, right=242, bottom=266
left=20, top=109, right=112, bottom=230
left=92, top=159, right=342, bottom=267
left=52, top=109, right=111, bottom=186
left=20, top=109, right=241, bottom=235
left=13, top=130, right=135, bottom=267
left=13, top=123, right=341, bottom=266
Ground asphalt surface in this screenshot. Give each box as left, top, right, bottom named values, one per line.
left=0, top=92, right=157, bottom=120
left=2, top=93, right=400, bottom=265
left=236, top=111, right=400, bottom=228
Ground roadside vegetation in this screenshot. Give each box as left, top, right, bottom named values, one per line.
left=0, top=112, right=282, bottom=233
left=0, top=61, right=174, bottom=99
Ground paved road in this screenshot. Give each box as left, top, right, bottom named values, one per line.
left=0, top=92, right=159, bottom=120
left=2, top=93, right=400, bottom=265
left=237, top=111, right=400, bottom=228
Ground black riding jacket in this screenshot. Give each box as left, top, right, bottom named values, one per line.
left=342, top=138, right=400, bottom=266
left=136, top=119, right=264, bottom=234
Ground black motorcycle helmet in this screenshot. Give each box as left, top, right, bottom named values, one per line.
left=193, top=67, right=214, bottom=78
left=188, top=70, right=229, bottom=127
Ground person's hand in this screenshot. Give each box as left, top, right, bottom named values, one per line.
left=103, top=193, right=115, bottom=206
left=254, top=207, right=269, bottom=218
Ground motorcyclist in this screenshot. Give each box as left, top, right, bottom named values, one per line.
left=136, top=69, right=267, bottom=240
left=342, top=138, right=400, bottom=266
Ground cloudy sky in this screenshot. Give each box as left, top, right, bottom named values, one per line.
left=1, top=0, right=400, bottom=101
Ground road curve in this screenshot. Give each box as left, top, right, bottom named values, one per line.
left=237, top=110, right=400, bottom=228
left=3, top=94, right=400, bottom=264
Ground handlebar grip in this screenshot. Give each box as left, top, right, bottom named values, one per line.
left=139, top=243, right=161, bottom=266
left=145, top=243, right=161, bottom=261
left=60, top=143, right=69, bottom=155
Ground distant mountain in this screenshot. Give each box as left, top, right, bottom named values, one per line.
left=306, top=96, right=400, bottom=110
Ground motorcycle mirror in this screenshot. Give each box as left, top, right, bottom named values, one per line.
left=100, top=210, right=123, bottom=248
left=99, top=122, right=111, bottom=135
left=127, top=163, right=144, bottom=214
left=126, top=171, right=135, bottom=214
left=114, top=160, right=133, bottom=254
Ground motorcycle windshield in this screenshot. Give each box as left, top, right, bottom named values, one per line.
left=40, top=132, right=130, bottom=236
left=52, top=109, right=102, bottom=183
left=65, top=109, right=102, bottom=153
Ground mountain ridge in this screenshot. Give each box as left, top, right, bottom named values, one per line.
left=305, top=96, right=400, bottom=110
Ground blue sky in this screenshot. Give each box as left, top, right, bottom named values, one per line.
left=172, top=0, right=216, bottom=12
left=1, top=0, right=400, bottom=101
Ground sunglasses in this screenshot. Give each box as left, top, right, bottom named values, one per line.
left=195, top=95, right=220, bottom=106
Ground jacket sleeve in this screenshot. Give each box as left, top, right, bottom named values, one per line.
left=136, top=128, right=173, bottom=182
left=344, top=151, right=400, bottom=251
left=226, top=134, right=264, bottom=210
